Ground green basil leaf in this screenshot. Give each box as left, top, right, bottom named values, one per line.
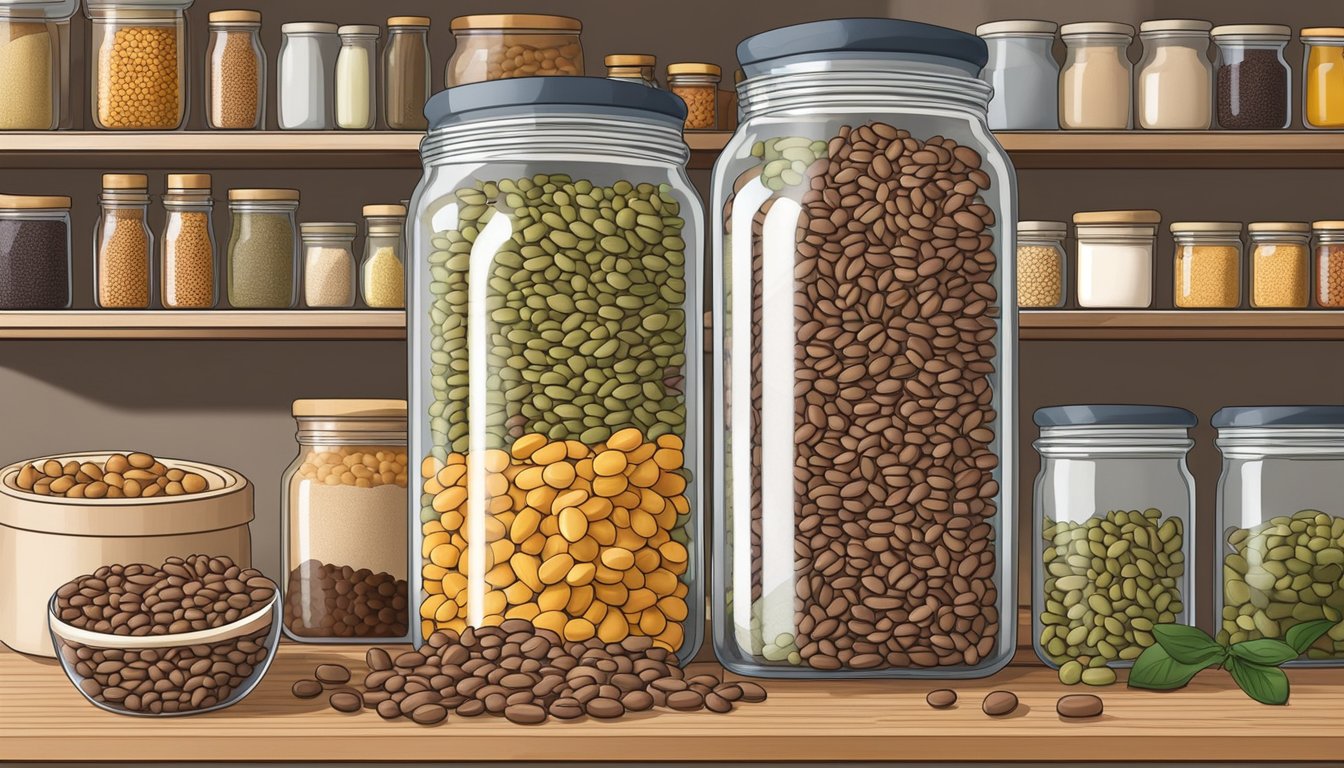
left=1127, top=643, right=1217, bottom=691
left=1151, top=623, right=1225, bottom=665
left=1225, top=658, right=1290, bottom=705
left=1285, top=620, right=1337, bottom=655
left=1230, top=638, right=1299, bottom=666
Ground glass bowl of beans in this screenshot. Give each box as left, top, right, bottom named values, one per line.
left=47, top=555, right=281, bottom=717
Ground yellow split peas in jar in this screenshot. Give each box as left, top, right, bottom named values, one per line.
left=97, top=25, right=181, bottom=129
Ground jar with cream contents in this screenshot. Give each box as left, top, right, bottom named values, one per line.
left=1136, top=20, right=1213, bottom=130
left=300, top=222, right=356, bottom=308
left=1017, top=220, right=1068, bottom=307
left=1074, top=210, right=1160, bottom=308
left=1249, top=222, right=1309, bottom=308
left=1171, top=222, right=1242, bottom=309
left=335, top=24, right=377, bottom=130
left=1060, top=22, right=1134, bottom=130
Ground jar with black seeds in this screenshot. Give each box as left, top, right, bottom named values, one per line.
left=0, top=193, right=72, bottom=309
left=1212, top=25, right=1291, bottom=130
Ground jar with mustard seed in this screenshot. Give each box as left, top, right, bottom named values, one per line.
left=94, top=173, right=152, bottom=309
left=360, top=204, right=404, bottom=309
left=1249, top=222, right=1310, bottom=309
left=86, top=0, right=191, bottom=131
left=667, top=62, right=720, bottom=129
left=1172, top=221, right=1243, bottom=309
left=1313, top=221, right=1344, bottom=308
left=1017, top=221, right=1068, bottom=308
left=205, top=9, right=265, bottom=130
left=161, top=173, right=216, bottom=309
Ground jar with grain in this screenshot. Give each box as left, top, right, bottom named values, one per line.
left=712, top=19, right=1016, bottom=678
left=94, top=173, right=152, bottom=309
left=0, top=193, right=70, bottom=309
left=1172, top=221, right=1242, bottom=309
left=205, top=10, right=264, bottom=130
left=1302, top=29, right=1344, bottom=130
left=383, top=16, right=430, bottom=131
left=446, top=14, right=583, bottom=86
left=1017, top=221, right=1067, bottom=308
left=161, top=173, right=216, bottom=309
left=300, top=222, right=356, bottom=308
left=1213, top=25, right=1291, bottom=130
left=1249, top=222, right=1309, bottom=308
left=0, top=0, right=76, bottom=131
left=976, top=20, right=1060, bottom=130
left=335, top=25, right=377, bottom=131
left=1313, top=221, right=1344, bottom=308
left=1032, top=406, right=1196, bottom=676
left=85, top=0, right=191, bottom=131
left=1075, top=210, right=1160, bottom=308
left=1136, top=20, right=1213, bottom=130
left=1213, top=406, right=1344, bottom=663
left=667, top=63, right=720, bottom=130
left=606, top=54, right=658, bottom=87
left=408, top=78, right=702, bottom=661
left=226, top=188, right=298, bottom=309
left=360, top=204, right=404, bottom=309
left=282, top=399, right=410, bottom=642
left=278, top=22, right=339, bottom=130
left=1060, top=22, right=1134, bottom=130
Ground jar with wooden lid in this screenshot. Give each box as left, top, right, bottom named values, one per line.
left=668, top=62, right=720, bottom=129
left=227, top=188, right=298, bottom=309
left=1248, top=222, right=1309, bottom=308
left=1313, top=221, right=1344, bottom=307
left=384, top=16, right=430, bottom=130
left=1302, top=29, right=1344, bottom=129
left=0, top=193, right=70, bottom=309
left=1017, top=221, right=1067, bottom=307
left=446, top=14, right=582, bottom=86
left=1136, top=20, right=1213, bottom=130
left=85, top=0, right=192, bottom=130
left=205, top=10, right=264, bottom=130
left=161, top=173, right=216, bottom=309
left=1074, top=210, right=1160, bottom=308
left=361, top=204, right=404, bottom=309
left=606, top=54, right=657, bottom=87
left=1059, top=22, right=1134, bottom=130
left=300, top=222, right=356, bottom=308
left=1171, top=221, right=1242, bottom=309
left=95, top=173, right=152, bottom=309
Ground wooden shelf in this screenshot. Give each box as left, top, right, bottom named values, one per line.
left=0, top=310, right=406, bottom=340
left=1021, top=311, right=1344, bottom=340
left=997, top=131, right=1344, bottom=169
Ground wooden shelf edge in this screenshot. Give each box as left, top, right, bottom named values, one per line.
left=0, top=310, right=407, bottom=340
left=1021, top=310, right=1344, bottom=340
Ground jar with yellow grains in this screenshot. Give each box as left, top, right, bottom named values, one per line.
left=1171, top=221, right=1242, bottom=309
left=1248, top=222, right=1309, bottom=308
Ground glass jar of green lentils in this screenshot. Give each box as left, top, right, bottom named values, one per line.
left=1214, top=406, right=1344, bottom=664
left=407, top=77, right=703, bottom=663
left=1032, top=405, right=1196, bottom=684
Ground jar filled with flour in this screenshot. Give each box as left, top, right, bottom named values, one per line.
left=1060, top=22, right=1134, bottom=130
left=282, top=399, right=410, bottom=643
left=1074, top=210, right=1161, bottom=308
left=1136, top=20, right=1213, bottom=130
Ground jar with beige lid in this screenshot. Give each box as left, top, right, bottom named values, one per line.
left=1248, top=222, right=1309, bottom=308
left=95, top=173, right=152, bottom=309
left=0, top=193, right=71, bottom=309
left=1137, top=20, right=1213, bottom=130
left=161, top=173, right=216, bottom=309
left=668, top=62, right=720, bottom=129
left=361, top=204, right=404, bottom=309
left=384, top=16, right=430, bottom=130
left=1060, top=22, right=1134, bottom=130
left=1074, top=210, right=1160, bottom=308
left=446, top=14, right=582, bottom=86
left=227, top=188, right=298, bottom=309
left=205, top=9, right=264, bottom=130
left=301, top=222, right=356, bottom=308
left=606, top=53, right=658, bottom=87
left=1171, top=222, right=1242, bottom=309
left=1017, top=221, right=1067, bottom=307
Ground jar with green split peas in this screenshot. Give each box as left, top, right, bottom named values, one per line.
left=1032, top=406, right=1195, bottom=682
left=226, top=188, right=298, bottom=308
left=1214, top=406, right=1344, bottom=663
left=407, top=77, right=703, bottom=662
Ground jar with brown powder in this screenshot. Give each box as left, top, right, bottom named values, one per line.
left=383, top=16, right=430, bottom=130
left=95, top=173, right=152, bottom=309
left=205, top=9, right=265, bottom=130
left=161, top=173, right=216, bottom=308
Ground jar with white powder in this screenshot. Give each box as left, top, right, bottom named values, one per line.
left=335, top=24, right=377, bottom=130
left=1074, top=210, right=1161, bottom=308
left=300, top=222, right=356, bottom=308
left=1060, top=22, right=1134, bottom=130
left=277, top=22, right=339, bottom=130
left=1136, top=20, right=1213, bottom=130
left=281, top=399, right=410, bottom=642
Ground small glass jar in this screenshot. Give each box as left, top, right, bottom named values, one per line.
left=86, top=0, right=191, bottom=130
left=1302, top=29, right=1344, bottom=130
left=0, top=193, right=70, bottom=309
left=1074, top=210, right=1160, bottom=308
left=976, top=20, right=1060, bottom=130
left=300, top=222, right=357, bottom=308
left=1213, top=25, right=1292, bottom=130
left=205, top=9, right=264, bottom=130
left=1136, top=20, right=1213, bottom=130
left=94, top=173, right=152, bottom=309
left=1313, top=221, right=1344, bottom=308
left=606, top=53, right=658, bottom=87
left=1017, top=221, right=1068, bottom=308
left=1248, top=222, right=1309, bottom=308
left=282, top=399, right=410, bottom=643
left=161, top=173, right=216, bottom=309
left=360, top=204, right=404, bottom=309
left=383, top=16, right=430, bottom=131
left=0, top=0, right=75, bottom=130
left=278, top=22, right=339, bottom=130
left=446, top=13, right=582, bottom=85
left=667, top=63, right=720, bottom=130
left=1033, top=405, right=1196, bottom=671
left=1172, top=221, right=1242, bottom=309
left=227, top=188, right=298, bottom=309
left=335, top=25, right=377, bottom=130
left=1213, top=406, right=1344, bottom=663
left=1060, top=22, right=1134, bottom=130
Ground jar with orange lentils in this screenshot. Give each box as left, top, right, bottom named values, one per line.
left=668, top=62, right=720, bottom=129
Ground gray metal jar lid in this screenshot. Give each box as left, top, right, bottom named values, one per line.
left=424, top=76, right=688, bottom=128
left=1212, top=406, right=1344, bottom=428
left=737, top=18, right=989, bottom=72
left=1034, top=405, right=1198, bottom=428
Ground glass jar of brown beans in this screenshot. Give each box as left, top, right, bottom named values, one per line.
left=1313, top=221, right=1344, bottom=308
left=1248, top=222, right=1310, bottom=309
left=1017, top=221, right=1067, bottom=307
left=94, top=173, right=152, bottom=309
left=668, top=63, right=721, bottom=130
left=446, top=14, right=582, bottom=86
left=85, top=0, right=191, bottom=130
left=1171, top=222, right=1243, bottom=309
left=205, top=10, right=265, bottom=130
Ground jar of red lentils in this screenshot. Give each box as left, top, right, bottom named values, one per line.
left=1313, top=221, right=1344, bottom=308
left=667, top=62, right=720, bottom=129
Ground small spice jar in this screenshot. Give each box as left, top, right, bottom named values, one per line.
left=1060, top=22, right=1134, bottom=130
left=161, top=172, right=216, bottom=309
left=1313, top=221, right=1344, bottom=308
left=1017, top=221, right=1067, bottom=308
left=85, top=0, right=191, bottom=130
left=335, top=25, right=377, bottom=130
left=1136, top=20, right=1213, bottom=130
left=0, top=0, right=76, bottom=131
left=95, top=173, right=152, bottom=309
left=976, top=20, right=1060, bottom=130
left=383, top=16, right=430, bottom=131
left=281, top=399, right=410, bottom=642
left=1212, top=25, right=1291, bottom=130
left=446, top=14, right=583, bottom=86
left=227, top=188, right=298, bottom=309
left=1248, top=222, right=1310, bottom=308
left=0, top=193, right=70, bottom=309
left=361, top=204, right=404, bottom=309
left=606, top=54, right=658, bottom=87
left=1171, top=221, right=1242, bottom=309
left=278, top=22, right=339, bottom=130
left=1074, top=210, right=1160, bottom=308
left=1302, top=29, right=1344, bottom=129
left=205, top=9, right=264, bottom=130
left=301, top=222, right=357, bottom=308
left=668, top=63, right=720, bottom=129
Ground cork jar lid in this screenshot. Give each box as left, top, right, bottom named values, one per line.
left=292, top=399, right=408, bottom=418
left=229, top=188, right=300, bottom=201
left=0, top=193, right=71, bottom=209
left=388, top=16, right=430, bottom=27
left=667, top=62, right=722, bottom=77
left=167, top=173, right=211, bottom=189
left=1074, top=210, right=1161, bottom=225
left=1247, top=221, right=1310, bottom=233
left=450, top=14, right=581, bottom=32
left=976, top=20, right=1057, bottom=37
left=300, top=222, right=358, bottom=236
left=1169, top=221, right=1243, bottom=234
left=209, top=10, right=261, bottom=24
left=1060, top=22, right=1134, bottom=38
left=363, top=204, right=407, bottom=217
left=102, top=173, right=148, bottom=190
left=606, top=54, right=656, bottom=67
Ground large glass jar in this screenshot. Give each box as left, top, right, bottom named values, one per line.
left=160, top=172, right=216, bottom=309
left=335, top=25, right=377, bottom=130
left=94, top=172, right=152, bottom=309
left=1249, top=222, right=1309, bottom=309
left=711, top=19, right=1016, bottom=677
left=226, top=188, right=298, bottom=309
left=277, top=22, right=338, bottom=130
left=360, top=204, right=404, bottom=309
left=976, top=20, right=1059, bottom=130
left=1136, top=20, right=1213, bottom=130
left=1214, top=407, right=1344, bottom=663
left=1302, top=29, right=1344, bottom=130
left=86, top=0, right=191, bottom=130
left=446, top=14, right=582, bottom=86
left=1213, top=25, right=1291, bottom=130
left=282, top=399, right=410, bottom=642
left=1074, top=210, right=1160, bottom=308
left=408, top=78, right=703, bottom=662
left=1171, top=221, right=1242, bottom=309
left=0, top=193, right=70, bottom=309
left=383, top=16, right=430, bottom=131
left=0, top=0, right=75, bottom=130
left=205, top=9, right=264, bottom=130
left=1060, top=23, right=1134, bottom=130
left=1033, top=406, right=1196, bottom=673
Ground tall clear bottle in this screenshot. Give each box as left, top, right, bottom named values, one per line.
left=94, top=173, right=152, bottom=309
left=161, top=172, right=216, bottom=308
left=335, top=24, right=377, bottom=130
